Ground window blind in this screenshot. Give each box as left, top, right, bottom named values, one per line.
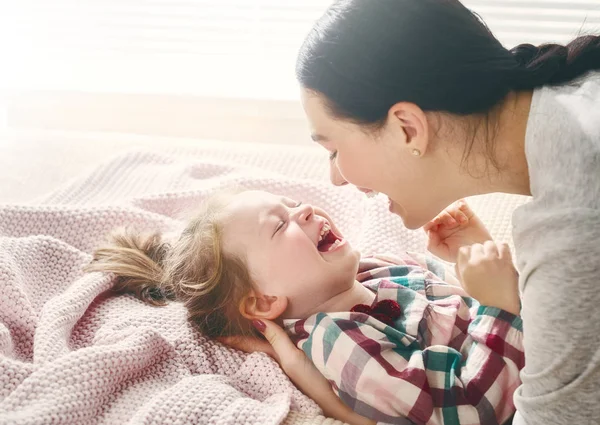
left=1, top=0, right=598, bottom=100
left=463, top=0, right=600, bottom=47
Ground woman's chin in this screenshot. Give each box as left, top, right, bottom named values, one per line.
left=388, top=199, right=408, bottom=223
left=388, top=199, right=428, bottom=230
left=402, top=218, right=423, bottom=231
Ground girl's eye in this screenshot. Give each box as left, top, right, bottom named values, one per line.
left=275, top=221, right=285, bottom=234
left=329, top=151, right=338, bottom=161
left=274, top=201, right=301, bottom=235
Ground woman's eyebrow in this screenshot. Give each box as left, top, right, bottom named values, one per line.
left=311, top=133, right=329, bottom=142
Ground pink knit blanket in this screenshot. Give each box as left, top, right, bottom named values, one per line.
left=0, top=145, right=424, bottom=425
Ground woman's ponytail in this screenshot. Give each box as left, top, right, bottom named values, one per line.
left=510, top=35, right=600, bottom=90
left=86, top=228, right=175, bottom=306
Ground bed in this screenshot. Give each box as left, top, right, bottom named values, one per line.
left=0, top=128, right=529, bottom=424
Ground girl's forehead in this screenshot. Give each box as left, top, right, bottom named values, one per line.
left=227, top=191, right=275, bottom=211
left=230, top=191, right=296, bottom=210
left=221, top=192, right=276, bottom=228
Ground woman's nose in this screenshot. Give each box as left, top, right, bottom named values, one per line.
left=329, top=162, right=348, bottom=186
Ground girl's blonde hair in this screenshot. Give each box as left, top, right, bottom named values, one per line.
left=86, top=193, right=257, bottom=338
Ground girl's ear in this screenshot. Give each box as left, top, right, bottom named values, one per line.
left=239, top=290, right=288, bottom=321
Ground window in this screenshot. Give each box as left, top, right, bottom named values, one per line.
left=463, top=0, right=600, bottom=48
left=0, top=0, right=331, bottom=100
left=1, top=0, right=598, bottom=100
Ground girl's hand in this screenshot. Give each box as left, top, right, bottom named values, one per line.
left=456, top=241, right=521, bottom=315
left=220, top=320, right=375, bottom=425
left=424, top=200, right=493, bottom=263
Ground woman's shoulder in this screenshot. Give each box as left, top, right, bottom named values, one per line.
left=529, top=70, right=600, bottom=147
left=524, top=71, right=600, bottom=209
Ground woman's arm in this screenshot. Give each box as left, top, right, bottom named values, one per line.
left=511, top=209, right=600, bottom=424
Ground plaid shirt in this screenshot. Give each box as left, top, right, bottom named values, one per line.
left=284, top=253, right=524, bottom=425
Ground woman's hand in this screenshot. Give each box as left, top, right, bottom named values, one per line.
left=456, top=241, right=521, bottom=315
left=424, top=200, right=493, bottom=263
left=220, top=320, right=375, bottom=425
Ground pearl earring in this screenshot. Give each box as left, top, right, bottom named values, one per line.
left=412, top=149, right=421, bottom=157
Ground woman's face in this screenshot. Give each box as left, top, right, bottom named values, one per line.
left=301, top=89, right=450, bottom=230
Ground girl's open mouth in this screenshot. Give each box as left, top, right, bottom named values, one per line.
left=317, top=221, right=344, bottom=253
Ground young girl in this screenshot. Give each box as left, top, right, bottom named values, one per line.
left=88, top=190, right=523, bottom=425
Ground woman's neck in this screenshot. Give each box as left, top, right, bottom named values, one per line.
left=489, top=90, right=533, bottom=196
left=442, top=90, right=534, bottom=199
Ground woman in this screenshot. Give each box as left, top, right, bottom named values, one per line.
left=226, top=1, right=600, bottom=424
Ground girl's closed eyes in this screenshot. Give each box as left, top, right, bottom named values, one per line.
left=274, top=201, right=303, bottom=236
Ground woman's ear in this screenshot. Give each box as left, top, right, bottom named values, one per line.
left=388, top=102, right=429, bottom=156
left=239, top=289, right=288, bottom=321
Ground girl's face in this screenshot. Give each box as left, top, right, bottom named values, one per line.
left=301, top=89, right=453, bottom=230
left=221, top=190, right=361, bottom=319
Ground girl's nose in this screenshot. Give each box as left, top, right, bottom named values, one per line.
left=294, top=203, right=314, bottom=222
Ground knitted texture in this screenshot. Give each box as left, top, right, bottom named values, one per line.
left=0, top=145, right=528, bottom=424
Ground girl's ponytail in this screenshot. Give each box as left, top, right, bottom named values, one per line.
left=86, top=229, right=175, bottom=305
left=87, top=191, right=258, bottom=339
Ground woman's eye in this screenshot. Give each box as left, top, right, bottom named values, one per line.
left=295, top=201, right=303, bottom=208
left=329, top=151, right=338, bottom=161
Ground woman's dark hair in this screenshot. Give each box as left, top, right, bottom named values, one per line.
left=296, top=0, right=600, bottom=125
